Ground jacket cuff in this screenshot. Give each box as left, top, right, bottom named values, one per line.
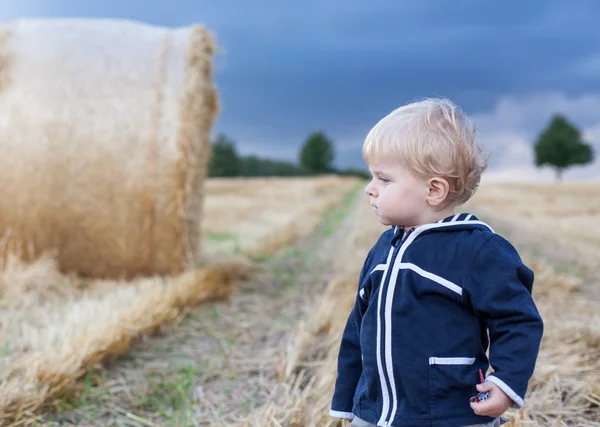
left=485, top=375, right=525, bottom=408
left=330, top=409, right=355, bottom=419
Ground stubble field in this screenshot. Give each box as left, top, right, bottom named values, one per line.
left=0, top=177, right=598, bottom=426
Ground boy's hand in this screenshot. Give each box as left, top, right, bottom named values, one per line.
left=470, top=382, right=512, bottom=417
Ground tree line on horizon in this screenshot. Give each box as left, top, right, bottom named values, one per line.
left=208, top=131, right=370, bottom=179
left=209, top=114, right=595, bottom=181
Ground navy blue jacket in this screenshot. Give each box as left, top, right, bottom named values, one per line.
left=330, top=213, right=544, bottom=427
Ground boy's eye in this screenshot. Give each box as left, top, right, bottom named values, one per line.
left=379, top=177, right=390, bottom=183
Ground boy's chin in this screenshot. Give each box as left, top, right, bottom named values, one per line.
left=372, top=210, right=396, bottom=226
left=375, top=215, right=402, bottom=228
left=374, top=215, right=391, bottom=226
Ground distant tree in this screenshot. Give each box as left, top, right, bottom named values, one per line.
left=534, top=115, right=594, bottom=181
left=240, top=155, right=305, bottom=177
left=336, top=167, right=371, bottom=180
left=209, top=133, right=241, bottom=177
left=299, top=131, right=335, bottom=175
left=240, top=155, right=262, bottom=177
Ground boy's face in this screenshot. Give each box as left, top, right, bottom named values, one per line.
left=365, top=160, right=429, bottom=228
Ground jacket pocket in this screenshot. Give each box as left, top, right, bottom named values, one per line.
left=428, top=357, right=479, bottom=417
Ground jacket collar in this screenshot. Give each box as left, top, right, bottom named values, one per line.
left=436, top=212, right=480, bottom=223
left=391, top=213, right=492, bottom=245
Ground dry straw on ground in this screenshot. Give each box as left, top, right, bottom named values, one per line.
left=0, top=176, right=358, bottom=426
left=502, top=259, right=600, bottom=426
left=244, top=198, right=386, bottom=426
left=466, top=180, right=600, bottom=277
left=0, top=18, right=218, bottom=279
left=0, top=255, right=250, bottom=426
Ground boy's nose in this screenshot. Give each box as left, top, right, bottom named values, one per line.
left=365, top=182, right=377, bottom=197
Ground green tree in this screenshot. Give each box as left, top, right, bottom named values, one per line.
left=534, top=115, right=594, bottom=180
left=240, top=156, right=306, bottom=177
left=336, top=167, right=371, bottom=180
left=299, top=131, right=335, bottom=175
left=209, top=133, right=241, bottom=177
left=240, top=155, right=262, bottom=177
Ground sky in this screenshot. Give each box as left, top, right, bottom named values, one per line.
left=1, top=0, right=599, bottom=181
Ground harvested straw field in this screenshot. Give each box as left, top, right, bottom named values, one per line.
left=238, top=180, right=600, bottom=427
left=0, top=18, right=218, bottom=279
left=0, top=258, right=246, bottom=425
left=465, top=180, right=600, bottom=277
left=201, top=176, right=360, bottom=260
left=0, top=176, right=360, bottom=426
left=8, top=177, right=594, bottom=427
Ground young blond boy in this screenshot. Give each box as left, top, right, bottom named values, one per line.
left=330, top=99, right=543, bottom=427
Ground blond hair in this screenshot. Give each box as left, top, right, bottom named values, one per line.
left=362, top=98, right=488, bottom=206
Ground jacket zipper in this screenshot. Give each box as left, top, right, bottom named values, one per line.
left=378, top=227, right=415, bottom=426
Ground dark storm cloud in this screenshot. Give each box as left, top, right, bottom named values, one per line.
left=2, top=0, right=600, bottom=169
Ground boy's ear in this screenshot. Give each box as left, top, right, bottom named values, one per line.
left=426, top=177, right=450, bottom=207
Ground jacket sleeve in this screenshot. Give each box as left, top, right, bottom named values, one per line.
left=463, top=235, right=544, bottom=408
left=329, top=248, right=374, bottom=419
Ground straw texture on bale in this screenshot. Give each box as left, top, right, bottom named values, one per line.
left=0, top=18, right=219, bottom=278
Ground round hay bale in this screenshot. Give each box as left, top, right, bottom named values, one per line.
left=0, top=18, right=219, bottom=278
